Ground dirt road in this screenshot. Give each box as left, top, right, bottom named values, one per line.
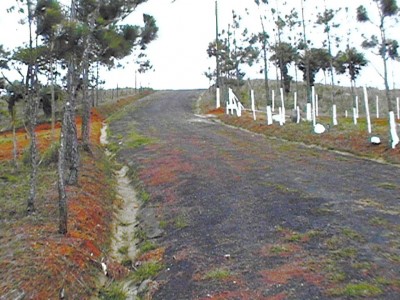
left=109, top=90, right=400, bottom=299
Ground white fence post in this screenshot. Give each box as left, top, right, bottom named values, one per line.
left=251, top=90, right=256, bottom=121
left=353, top=108, right=357, bottom=125
left=397, top=97, right=399, bottom=120
left=294, top=92, right=297, bottom=110
left=272, top=90, right=275, bottom=112
left=376, top=96, right=379, bottom=119
left=355, top=96, right=359, bottom=118
left=266, top=106, right=273, bottom=125
left=216, top=87, right=220, bottom=109
left=332, top=104, right=338, bottom=126
left=389, top=111, right=400, bottom=148
left=312, top=86, right=316, bottom=126
left=306, top=103, right=312, bottom=121
left=280, top=88, right=285, bottom=124
left=296, top=106, right=300, bottom=124
left=363, top=86, right=372, bottom=134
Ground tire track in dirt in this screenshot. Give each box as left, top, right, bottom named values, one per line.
left=110, top=91, right=400, bottom=299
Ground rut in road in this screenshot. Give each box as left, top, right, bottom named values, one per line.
left=109, top=90, right=400, bottom=299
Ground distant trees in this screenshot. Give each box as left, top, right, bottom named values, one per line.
left=270, top=42, right=297, bottom=94
left=206, top=10, right=259, bottom=87
left=298, top=48, right=331, bottom=87
left=334, top=47, right=368, bottom=105
left=316, top=2, right=341, bottom=107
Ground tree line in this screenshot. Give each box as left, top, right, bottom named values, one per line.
left=206, top=0, right=399, bottom=146
left=0, top=0, right=158, bottom=233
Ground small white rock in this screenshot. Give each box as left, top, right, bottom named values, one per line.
left=314, top=123, right=326, bottom=134
left=370, top=136, right=381, bottom=145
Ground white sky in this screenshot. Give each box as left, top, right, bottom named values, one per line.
left=0, top=0, right=399, bottom=90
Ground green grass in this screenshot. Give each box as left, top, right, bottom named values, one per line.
left=341, top=228, right=365, bottom=243
left=117, top=245, right=129, bottom=255
left=286, top=232, right=303, bottom=243
left=203, top=268, right=232, bottom=281
left=159, top=220, right=168, bottom=229
left=134, top=228, right=147, bottom=241
left=132, top=261, right=164, bottom=283
left=139, top=240, right=157, bottom=254
left=338, top=282, right=383, bottom=297
left=270, top=245, right=289, bottom=255
left=332, top=247, right=358, bottom=259
left=174, top=215, right=189, bottom=229
left=370, top=217, right=390, bottom=226
left=376, top=182, right=398, bottom=190
left=313, top=207, right=335, bottom=216
left=139, top=190, right=150, bottom=203
left=98, top=282, right=127, bottom=300
left=126, top=130, right=153, bottom=149
left=41, top=142, right=60, bottom=166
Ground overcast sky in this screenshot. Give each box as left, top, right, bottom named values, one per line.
left=0, top=0, right=399, bottom=90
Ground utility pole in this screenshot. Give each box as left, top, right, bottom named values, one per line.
left=215, top=0, right=221, bottom=108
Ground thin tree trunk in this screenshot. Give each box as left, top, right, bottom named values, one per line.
left=10, top=105, right=18, bottom=169
left=81, top=59, right=90, bottom=151
left=82, top=7, right=98, bottom=151
left=26, top=0, right=39, bottom=214
left=383, top=57, right=393, bottom=113
left=26, top=86, right=40, bottom=214
left=96, top=62, right=99, bottom=106
left=26, top=110, right=38, bottom=214
left=58, top=105, right=68, bottom=234
left=65, top=0, right=79, bottom=185
left=50, top=51, right=56, bottom=142
left=65, top=60, right=79, bottom=185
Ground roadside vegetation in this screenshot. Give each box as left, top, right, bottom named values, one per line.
left=0, top=91, right=164, bottom=298
left=200, top=81, right=400, bottom=164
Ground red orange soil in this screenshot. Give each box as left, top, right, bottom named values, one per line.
left=0, top=109, right=103, bottom=161
left=0, top=106, right=125, bottom=298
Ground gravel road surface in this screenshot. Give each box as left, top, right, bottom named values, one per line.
left=109, top=90, right=400, bottom=299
